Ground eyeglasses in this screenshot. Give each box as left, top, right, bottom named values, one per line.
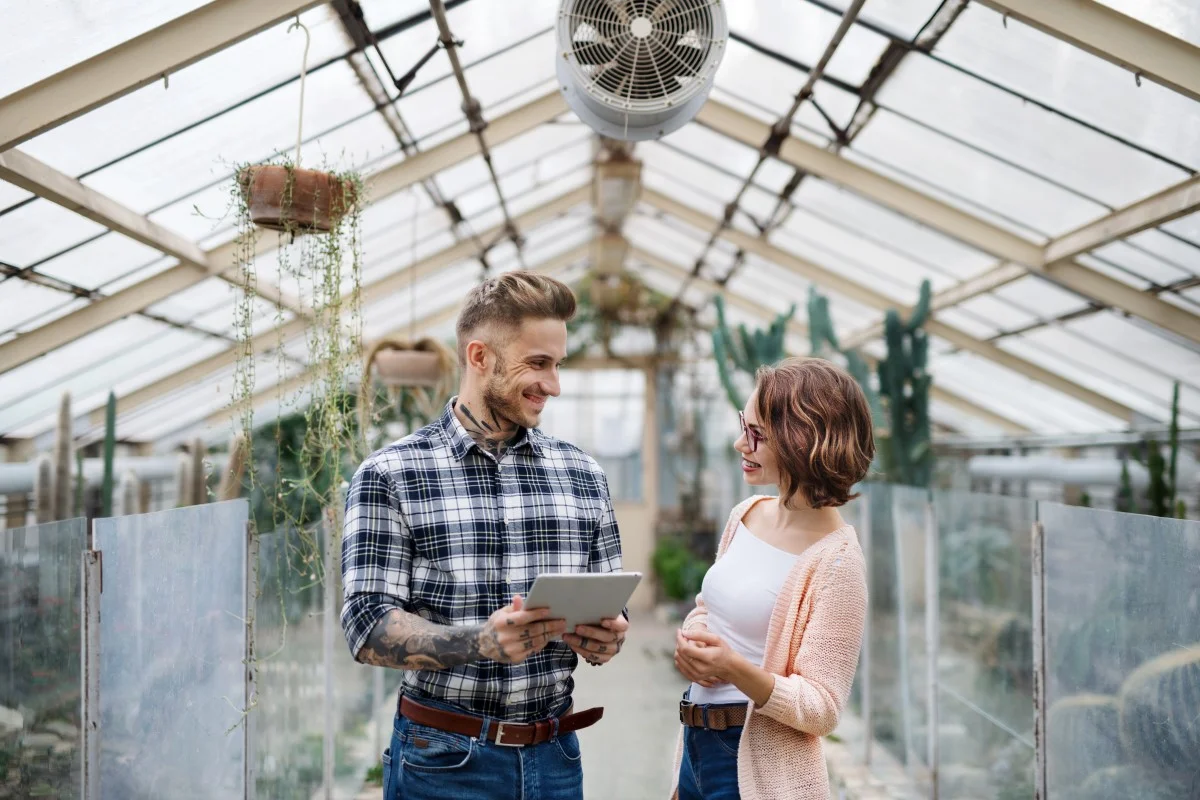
left=739, top=411, right=765, bottom=453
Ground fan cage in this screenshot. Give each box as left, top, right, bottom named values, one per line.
left=558, top=0, right=727, bottom=115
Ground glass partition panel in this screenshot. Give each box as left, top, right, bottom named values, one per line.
left=892, top=485, right=930, bottom=772
left=93, top=501, right=248, bottom=799
left=0, top=518, right=87, bottom=799
left=251, top=524, right=326, bottom=798
left=935, top=490, right=1035, bottom=799
left=1041, top=504, right=1200, bottom=799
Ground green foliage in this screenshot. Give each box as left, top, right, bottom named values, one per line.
left=711, top=294, right=793, bottom=410
left=365, top=760, right=384, bottom=784
left=651, top=538, right=709, bottom=602
left=807, top=287, right=885, bottom=429
left=1121, top=381, right=1184, bottom=518
left=876, top=280, right=934, bottom=487
left=101, top=390, right=116, bottom=517
left=1118, top=645, right=1200, bottom=776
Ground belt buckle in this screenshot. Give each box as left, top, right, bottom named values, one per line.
left=493, top=722, right=522, bottom=747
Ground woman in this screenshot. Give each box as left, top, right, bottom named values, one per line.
left=671, top=357, right=873, bottom=800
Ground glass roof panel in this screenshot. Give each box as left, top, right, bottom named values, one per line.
left=989, top=275, right=1091, bottom=321
left=1064, top=310, right=1200, bottom=387
left=848, top=110, right=1108, bottom=239
left=1095, top=0, right=1200, bottom=47
left=861, top=0, right=946, bottom=40
left=0, top=200, right=108, bottom=268
left=18, top=6, right=348, bottom=177
left=30, top=231, right=164, bottom=291
left=1000, top=331, right=1191, bottom=424
left=1163, top=210, right=1200, bottom=244
left=929, top=349, right=1126, bottom=432
left=0, top=180, right=31, bottom=209
left=641, top=170, right=727, bottom=226
left=77, top=62, right=377, bottom=214
left=0, top=281, right=85, bottom=340
left=1089, top=239, right=1195, bottom=286
left=1119, top=229, right=1200, bottom=278
left=877, top=52, right=1189, bottom=210
left=358, top=0, right=433, bottom=30
left=785, top=178, right=994, bottom=280
left=662, top=122, right=761, bottom=178
left=935, top=3, right=1200, bottom=171
left=727, top=0, right=891, bottom=86
left=0, top=0, right=211, bottom=97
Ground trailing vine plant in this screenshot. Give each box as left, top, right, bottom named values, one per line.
left=221, top=18, right=366, bottom=756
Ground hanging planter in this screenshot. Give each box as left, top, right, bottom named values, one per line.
left=237, top=164, right=356, bottom=234
left=359, top=337, right=457, bottom=439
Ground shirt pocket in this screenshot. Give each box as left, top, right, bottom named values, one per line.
left=527, top=491, right=598, bottom=574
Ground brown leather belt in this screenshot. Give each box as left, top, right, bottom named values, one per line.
left=679, top=701, right=747, bottom=731
left=399, top=696, right=604, bottom=747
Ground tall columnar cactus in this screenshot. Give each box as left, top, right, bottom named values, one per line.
left=34, top=455, right=54, bottom=524
left=1118, top=644, right=1200, bottom=776
left=217, top=432, right=249, bottom=501
left=175, top=452, right=192, bottom=509
left=52, top=392, right=72, bottom=521
left=1138, top=381, right=1183, bottom=518
left=190, top=437, right=207, bottom=505
left=100, top=391, right=116, bottom=518
left=711, top=294, right=794, bottom=410
left=806, top=287, right=885, bottom=429
left=876, top=280, right=934, bottom=487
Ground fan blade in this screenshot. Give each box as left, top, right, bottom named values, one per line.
left=574, top=40, right=619, bottom=65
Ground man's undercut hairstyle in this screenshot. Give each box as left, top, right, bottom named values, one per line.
left=455, top=271, right=577, bottom=365
left=754, top=357, right=875, bottom=510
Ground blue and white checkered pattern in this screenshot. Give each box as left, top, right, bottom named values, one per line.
left=340, top=398, right=624, bottom=722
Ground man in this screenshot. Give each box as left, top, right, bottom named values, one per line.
left=341, top=271, right=630, bottom=800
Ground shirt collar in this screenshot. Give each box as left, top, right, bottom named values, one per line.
left=438, top=397, right=545, bottom=461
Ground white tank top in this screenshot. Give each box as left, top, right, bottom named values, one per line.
left=689, top=522, right=801, bottom=706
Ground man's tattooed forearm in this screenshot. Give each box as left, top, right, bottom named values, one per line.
left=357, top=609, right=488, bottom=670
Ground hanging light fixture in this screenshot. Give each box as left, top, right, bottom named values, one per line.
left=591, top=232, right=630, bottom=277
left=592, top=151, right=642, bottom=228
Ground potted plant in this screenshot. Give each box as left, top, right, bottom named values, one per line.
left=358, top=337, right=457, bottom=444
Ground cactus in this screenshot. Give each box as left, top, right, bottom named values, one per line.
left=1073, top=765, right=1190, bottom=800
left=176, top=452, right=192, bottom=508
left=217, top=432, right=249, bottom=501
left=807, top=287, right=886, bottom=429
left=117, top=470, right=141, bottom=517
left=74, top=449, right=84, bottom=517
left=1118, top=645, right=1200, bottom=776
left=711, top=294, right=794, bottom=410
left=1135, top=382, right=1183, bottom=518
left=52, top=392, right=72, bottom=521
left=190, top=437, right=207, bottom=505
left=1116, top=457, right=1136, bottom=513
left=34, top=455, right=54, bottom=524
left=100, top=391, right=116, bottom=517
left=875, top=280, right=934, bottom=487
left=1168, top=380, right=1180, bottom=516
left=1047, top=695, right=1123, bottom=791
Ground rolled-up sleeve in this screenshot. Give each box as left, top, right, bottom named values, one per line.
left=340, top=458, right=411, bottom=660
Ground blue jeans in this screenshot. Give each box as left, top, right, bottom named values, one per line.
left=678, top=700, right=742, bottom=800
left=382, top=695, right=583, bottom=800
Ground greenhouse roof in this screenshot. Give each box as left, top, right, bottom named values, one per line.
left=1, top=0, right=1199, bottom=449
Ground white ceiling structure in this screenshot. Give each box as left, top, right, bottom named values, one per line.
left=1, top=0, right=1199, bottom=450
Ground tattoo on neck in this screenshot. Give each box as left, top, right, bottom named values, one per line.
left=458, top=401, right=520, bottom=461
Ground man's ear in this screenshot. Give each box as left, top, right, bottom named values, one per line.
left=464, top=339, right=490, bottom=373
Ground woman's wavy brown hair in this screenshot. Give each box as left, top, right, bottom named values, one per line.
left=753, top=357, right=875, bottom=509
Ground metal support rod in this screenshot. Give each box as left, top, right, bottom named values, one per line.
left=1031, top=519, right=1049, bottom=800
left=924, top=495, right=940, bottom=799
left=860, top=487, right=873, bottom=766
left=427, top=0, right=524, bottom=262
left=81, top=547, right=102, bottom=800
left=662, top=0, right=865, bottom=315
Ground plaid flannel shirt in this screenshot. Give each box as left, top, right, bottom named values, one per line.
left=340, top=399, right=624, bottom=722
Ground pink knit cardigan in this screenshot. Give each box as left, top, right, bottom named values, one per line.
left=670, top=495, right=868, bottom=800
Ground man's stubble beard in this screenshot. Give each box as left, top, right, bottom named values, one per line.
left=483, top=354, right=539, bottom=430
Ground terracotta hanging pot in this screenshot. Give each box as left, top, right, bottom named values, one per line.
left=238, top=165, right=356, bottom=234
left=372, top=349, right=444, bottom=388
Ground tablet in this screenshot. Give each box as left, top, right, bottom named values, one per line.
left=524, top=572, right=643, bottom=630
